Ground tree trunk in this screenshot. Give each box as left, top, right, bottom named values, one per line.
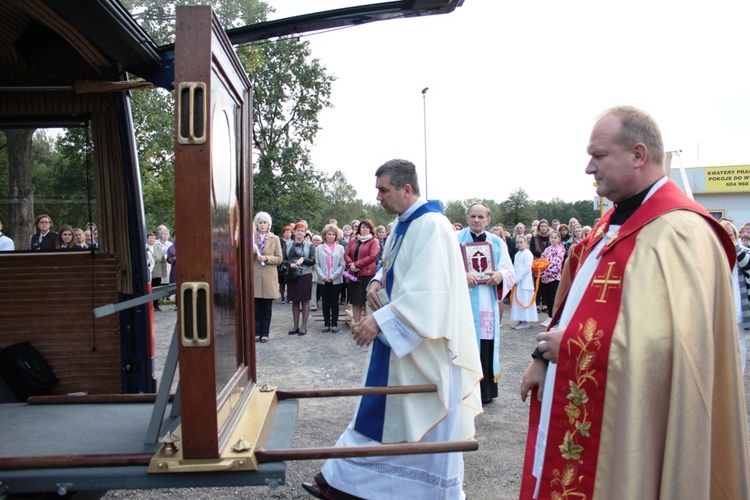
left=6, top=129, right=35, bottom=249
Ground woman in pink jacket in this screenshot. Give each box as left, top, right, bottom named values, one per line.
left=539, top=230, right=566, bottom=328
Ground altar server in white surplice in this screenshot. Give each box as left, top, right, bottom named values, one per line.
left=510, top=234, right=538, bottom=329
left=457, top=203, right=514, bottom=405
left=303, top=159, right=483, bottom=500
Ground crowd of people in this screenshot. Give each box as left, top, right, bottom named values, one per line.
left=3, top=106, right=749, bottom=498
left=252, top=215, right=388, bottom=342
left=0, top=215, right=100, bottom=252
left=257, top=109, right=750, bottom=499
left=145, top=225, right=175, bottom=311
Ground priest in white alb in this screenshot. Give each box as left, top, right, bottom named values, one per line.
left=303, top=159, right=483, bottom=500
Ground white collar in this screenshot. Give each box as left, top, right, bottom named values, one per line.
left=397, top=197, right=425, bottom=222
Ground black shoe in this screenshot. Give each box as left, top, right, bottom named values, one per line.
left=288, top=328, right=300, bottom=335
left=301, top=482, right=326, bottom=499
left=154, top=307, right=162, bottom=311
left=298, top=329, right=307, bottom=336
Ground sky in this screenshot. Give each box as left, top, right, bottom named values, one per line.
left=267, top=0, right=750, bottom=205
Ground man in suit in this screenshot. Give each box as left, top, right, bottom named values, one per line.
left=29, top=214, right=57, bottom=251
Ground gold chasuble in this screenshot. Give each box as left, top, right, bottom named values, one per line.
left=521, top=180, right=750, bottom=499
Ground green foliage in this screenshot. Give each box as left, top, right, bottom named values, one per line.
left=122, top=0, right=269, bottom=46
left=64, top=1, right=600, bottom=239
left=243, top=36, right=335, bottom=233
left=499, top=187, right=536, bottom=228
left=39, top=129, right=98, bottom=228
left=438, top=187, right=597, bottom=233
left=444, top=200, right=468, bottom=226
left=129, top=87, right=175, bottom=231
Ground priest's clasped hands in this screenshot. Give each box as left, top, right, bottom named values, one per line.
left=465, top=270, right=503, bottom=288
left=352, top=281, right=384, bottom=347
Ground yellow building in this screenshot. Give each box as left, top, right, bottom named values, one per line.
left=669, top=164, right=750, bottom=224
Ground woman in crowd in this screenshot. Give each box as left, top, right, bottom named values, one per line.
left=582, top=225, right=592, bottom=238
left=344, top=219, right=380, bottom=326
left=530, top=218, right=552, bottom=258
left=166, top=239, right=177, bottom=282
left=338, top=224, right=353, bottom=306
left=530, top=219, right=540, bottom=237
left=721, top=219, right=749, bottom=372
left=146, top=232, right=166, bottom=311
left=253, top=212, right=283, bottom=343
left=311, top=234, right=322, bottom=311
left=72, top=228, right=88, bottom=250
left=165, top=236, right=177, bottom=305
left=538, top=230, right=566, bottom=327
left=558, top=223, right=572, bottom=252
left=55, top=225, right=75, bottom=250
left=571, top=224, right=584, bottom=245
left=375, top=225, right=387, bottom=269
left=284, top=222, right=315, bottom=336
left=157, top=229, right=173, bottom=288
left=29, top=214, right=57, bottom=251
left=510, top=234, right=538, bottom=329
left=278, top=225, right=293, bottom=303
left=315, top=224, right=345, bottom=332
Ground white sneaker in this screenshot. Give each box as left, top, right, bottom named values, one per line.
left=540, top=319, right=551, bottom=328
left=515, top=322, right=530, bottom=330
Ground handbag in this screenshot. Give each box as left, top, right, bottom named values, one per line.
left=283, top=264, right=298, bottom=282
left=282, top=242, right=315, bottom=283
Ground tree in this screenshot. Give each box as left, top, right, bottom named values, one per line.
left=40, top=128, right=97, bottom=229
left=444, top=200, right=467, bottom=226
left=4, top=129, right=36, bottom=248
left=122, top=0, right=268, bottom=46
left=242, top=36, right=335, bottom=233
left=500, top=188, right=535, bottom=228
left=122, top=1, right=336, bottom=235
left=129, top=87, right=175, bottom=231
left=533, top=197, right=568, bottom=225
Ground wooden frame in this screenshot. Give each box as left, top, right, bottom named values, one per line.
left=173, top=6, right=254, bottom=459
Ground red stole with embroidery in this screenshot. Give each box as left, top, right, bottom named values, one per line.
left=520, top=180, right=734, bottom=499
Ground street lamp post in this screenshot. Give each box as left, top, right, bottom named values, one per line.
left=421, top=87, right=429, bottom=199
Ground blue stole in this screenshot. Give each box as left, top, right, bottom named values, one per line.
left=354, top=200, right=444, bottom=442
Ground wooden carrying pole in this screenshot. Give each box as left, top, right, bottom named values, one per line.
left=255, top=440, right=478, bottom=463
left=264, top=383, right=478, bottom=462
left=4, top=385, right=475, bottom=471
left=276, top=384, right=437, bottom=400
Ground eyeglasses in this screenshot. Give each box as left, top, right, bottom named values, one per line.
left=39, top=221, right=51, bottom=224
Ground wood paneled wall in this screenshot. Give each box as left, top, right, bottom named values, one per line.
left=0, top=253, right=121, bottom=395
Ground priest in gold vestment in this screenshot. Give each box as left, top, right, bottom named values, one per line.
left=520, top=106, right=750, bottom=499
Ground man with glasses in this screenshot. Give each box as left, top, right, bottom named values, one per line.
left=29, top=214, right=57, bottom=251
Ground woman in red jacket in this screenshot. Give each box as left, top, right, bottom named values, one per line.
left=344, top=219, right=380, bottom=325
